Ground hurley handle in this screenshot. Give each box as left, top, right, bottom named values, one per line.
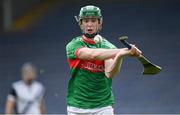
left=118, top=36, right=131, bottom=49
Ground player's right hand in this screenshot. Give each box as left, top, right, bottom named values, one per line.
left=129, top=44, right=142, bottom=57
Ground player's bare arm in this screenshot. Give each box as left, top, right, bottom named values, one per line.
left=105, top=48, right=128, bottom=78
left=105, top=46, right=142, bottom=78
left=105, top=54, right=123, bottom=78
left=77, top=47, right=121, bottom=60
left=40, top=98, right=46, bottom=114
left=5, top=99, right=15, bottom=114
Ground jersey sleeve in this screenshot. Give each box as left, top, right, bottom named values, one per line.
left=7, top=86, right=17, bottom=101
left=66, top=38, right=84, bottom=59
left=102, top=38, right=117, bottom=49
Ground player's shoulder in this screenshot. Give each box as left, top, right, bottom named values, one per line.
left=33, top=81, right=44, bottom=88
left=12, top=80, right=23, bottom=87
left=35, top=81, right=45, bottom=93
left=67, top=36, right=82, bottom=45
left=66, top=36, right=83, bottom=49
left=11, top=80, right=25, bottom=91
left=102, top=37, right=117, bottom=49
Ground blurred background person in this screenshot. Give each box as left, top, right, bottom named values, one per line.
left=5, top=62, right=46, bottom=114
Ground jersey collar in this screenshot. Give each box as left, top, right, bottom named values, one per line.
left=82, top=35, right=96, bottom=45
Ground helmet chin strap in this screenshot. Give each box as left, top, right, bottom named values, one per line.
left=82, top=26, right=99, bottom=39
left=83, top=33, right=97, bottom=39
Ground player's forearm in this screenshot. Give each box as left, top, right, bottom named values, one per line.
left=105, top=48, right=130, bottom=78
left=105, top=54, right=123, bottom=78
left=5, top=101, right=14, bottom=114
left=5, top=107, right=13, bottom=114
left=78, top=48, right=121, bottom=60
left=40, top=98, right=46, bottom=114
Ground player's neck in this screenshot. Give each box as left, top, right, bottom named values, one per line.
left=24, top=80, right=34, bottom=86
left=83, top=33, right=97, bottom=39
left=82, top=35, right=95, bottom=44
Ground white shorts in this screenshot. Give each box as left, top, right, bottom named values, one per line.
left=67, top=106, right=114, bottom=115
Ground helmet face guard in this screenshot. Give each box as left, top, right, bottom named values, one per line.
left=75, top=5, right=103, bottom=38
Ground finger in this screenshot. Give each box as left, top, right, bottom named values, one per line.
left=130, top=44, right=135, bottom=48
left=130, top=47, right=136, bottom=56
left=135, top=48, right=142, bottom=56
